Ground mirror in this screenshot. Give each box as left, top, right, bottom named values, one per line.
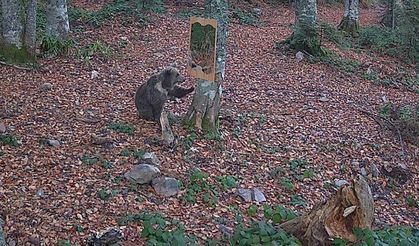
left=187, top=16, right=217, bottom=81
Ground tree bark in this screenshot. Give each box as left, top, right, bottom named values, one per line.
left=338, top=0, right=360, bottom=34
left=285, top=0, right=321, bottom=55
left=279, top=175, right=374, bottom=246
left=1, top=0, right=23, bottom=48
left=24, top=0, right=37, bottom=56
left=186, top=0, right=229, bottom=133
left=46, top=0, right=69, bottom=39
left=0, top=217, right=5, bottom=246
left=160, top=110, right=175, bottom=145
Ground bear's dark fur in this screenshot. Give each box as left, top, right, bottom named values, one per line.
left=135, top=67, right=194, bottom=122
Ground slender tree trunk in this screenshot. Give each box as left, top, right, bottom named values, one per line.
left=284, top=0, right=321, bottom=55
left=25, top=0, right=37, bottom=56
left=338, top=0, right=360, bottom=34
left=0, top=217, right=5, bottom=246
left=46, top=0, right=69, bottom=39
left=186, top=0, right=229, bottom=132
left=279, top=175, right=374, bottom=246
left=1, top=0, right=23, bottom=48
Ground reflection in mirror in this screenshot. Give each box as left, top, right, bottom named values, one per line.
left=188, top=17, right=217, bottom=81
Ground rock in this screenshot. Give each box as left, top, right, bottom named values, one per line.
left=0, top=123, right=6, bottom=133
left=252, top=8, right=262, bottom=16
left=360, top=167, right=368, bottom=176
left=238, top=188, right=266, bottom=203
left=47, top=139, right=60, bottom=147
left=335, top=179, right=349, bottom=187
left=39, top=83, right=53, bottom=92
left=296, top=51, right=304, bottom=62
left=253, top=188, right=266, bottom=203
left=152, top=177, right=180, bottom=197
left=319, top=96, right=329, bottom=102
left=154, top=52, right=164, bottom=58
left=91, top=70, right=99, bottom=79
left=124, top=164, right=161, bottom=184
left=87, top=228, right=123, bottom=246
left=237, top=188, right=252, bottom=202
left=36, top=189, right=45, bottom=198
left=352, top=160, right=360, bottom=170
left=370, top=163, right=380, bottom=177
left=141, top=152, right=160, bottom=166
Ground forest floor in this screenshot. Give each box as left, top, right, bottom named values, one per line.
left=0, top=1, right=418, bottom=245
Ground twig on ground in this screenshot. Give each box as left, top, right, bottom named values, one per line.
left=0, top=61, right=32, bottom=71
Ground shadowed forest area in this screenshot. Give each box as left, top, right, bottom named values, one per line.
left=0, top=0, right=418, bottom=245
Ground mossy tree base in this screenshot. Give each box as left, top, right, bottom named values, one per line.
left=338, top=17, right=359, bottom=35
left=282, top=29, right=324, bottom=56
left=0, top=43, right=36, bottom=64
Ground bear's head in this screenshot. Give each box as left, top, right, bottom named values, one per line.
left=160, top=66, right=185, bottom=90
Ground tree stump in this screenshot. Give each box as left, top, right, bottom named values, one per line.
left=160, top=110, right=175, bottom=145
left=280, top=175, right=374, bottom=246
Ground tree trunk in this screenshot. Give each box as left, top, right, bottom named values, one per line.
left=0, top=217, right=5, bottom=246
left=1, top=0, right=23, bottom=48
left=25, top=0, right=37, bottom=56
left=185, top=0, right=229, bottom=133
left=338, top=0, right=360, bottom=34
left=279, top=175, right=374, bottom=246
left=160, top=110, right=175, bottom=145
left=285, top=0, right=321, bottom=55
left=46, top=0, right=69, bottom=39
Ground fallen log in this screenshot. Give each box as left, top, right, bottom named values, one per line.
left=280, top=175, right=374, bottom=246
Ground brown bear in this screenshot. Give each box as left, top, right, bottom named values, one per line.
left=135, top=66, right=194, bottom=122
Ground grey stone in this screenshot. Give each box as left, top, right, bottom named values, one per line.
left=36, top=189, right=46, bottom=198
left=124, top=164, right=160, bottom=184
left=141, top=152, right=160, bottom=166
left=237, top=188, right=252, bottom=202
left=252, top=8, right=262, bottom=16
left=335, top=179, right=349, bottom=187
left=40, top=83, right=53, bottom=91
left=319, top=96, right=329, bottom=102
left=253, top=188, right=266, bottom=203
left=0, top=123, right=6, bottom=133
left=371, top=163, right=380, bottom=177
left=87, top=228, right=123, bottom=246
left=238, top=188, right=266, bottom=203
left=296, top=51, right=304, bottom=62
left=152, top=177, right=179, bottom=197
left=91, top=70, right=99, bottom=79
left=47, top=139, right=60, bottom=147
left=360, top=167, right=368, bottom=176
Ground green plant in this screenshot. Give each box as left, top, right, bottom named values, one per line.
left=231, top=8, right=259, bottom=26
left=290, top=194, right=307, bottom=207
left=81, top=155, right=101, bottom=165
left=228, top=221, right=300, bottom=245
left=303, top=169, right=314, bottom=179
left=263, top=204, right=298, bottom=224
left=97, top=188, right=118, bottom=200
left=183, top=132, right=197, bottom=149
left=281, top=178, right=294, bottom=191
left=185, top=169, right=218, bottom=206
left=118, top=211, right=197, bottom=245
left=247, top=205, right=258, bottom=217
left=40, top=35, right=74, bottom=57
left=76, top=40, right=113, bottom=61
left=406, top=195, right=418, bottom=207
left=320, top=22, right=351, bottom=48
left=101, top=160, right=113, bottom=169
left=176, top=8, right=203, bottom=19
left=352, top=227, right=419, bottom=246
left=57, top=240, right=72, bottom=246
left=216, top=175, right=238, bottom=190
left=289, top=158, right=308, bottom=170
left=0, top=134, right=19, bottom=147
left=108, top=122, right=135, bottom=135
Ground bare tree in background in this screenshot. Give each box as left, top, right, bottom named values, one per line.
left=46, top=0, right=69, bottom=40
left=1, top=0, right=23, bottom=48
left=25, top=0, right=38, bottom=55
left=338, top=0, right=360, bottom=34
